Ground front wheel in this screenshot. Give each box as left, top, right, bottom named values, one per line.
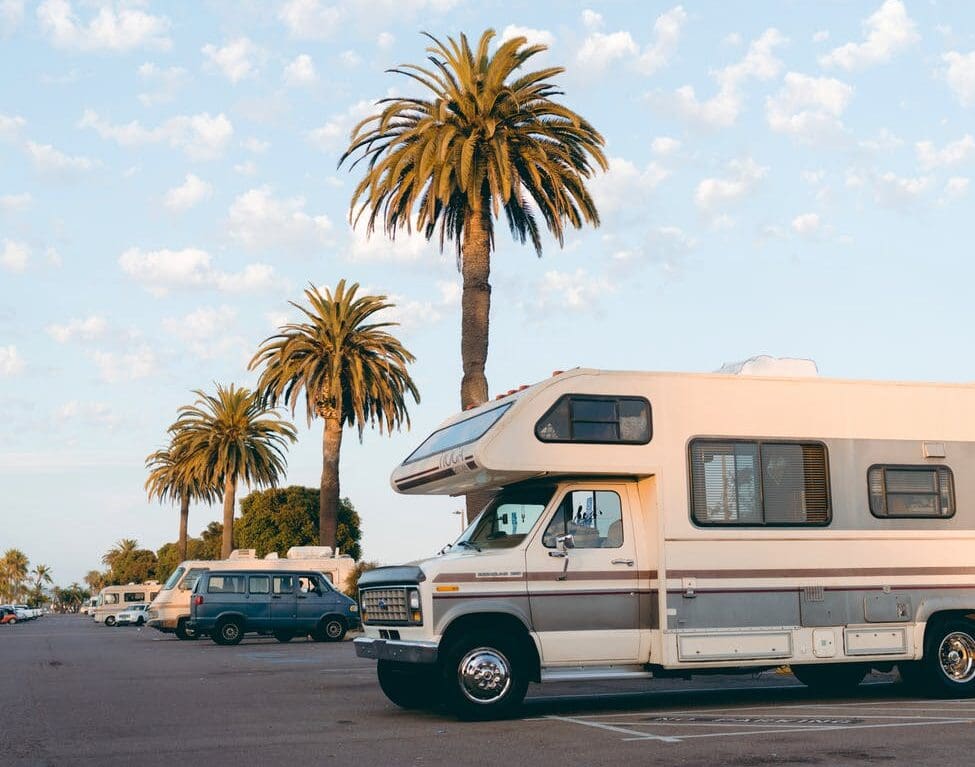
left=377, top=660, right=442, bottom=710
left=104, top=615, right=116, bottom=627
left=921, top=619, right=975, bottom=697
left=790, top=663, right=867, bottom=693
left=441, top=632, right=529, bottom=720
left=313, top=617, right=346, bottom=642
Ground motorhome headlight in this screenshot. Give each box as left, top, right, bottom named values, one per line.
left=408, top=588, right=422, bottom=624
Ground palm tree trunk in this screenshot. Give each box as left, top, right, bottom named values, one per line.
left=320, top=415, right=343, bottom=549
left=221, top=476, right=236, bottom=559
left=178, top=494, right=190, bottom=562
left=461, top=207, right=494, bottom=523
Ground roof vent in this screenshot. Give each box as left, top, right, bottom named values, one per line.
left=717, top=355, right=819, bottom=378
left=228, top=549, right=257, bottom=559
left=286, top=546, right=333, bottom=559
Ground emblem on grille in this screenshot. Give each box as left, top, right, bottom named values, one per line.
left=378, top=599, right=388, bottom=610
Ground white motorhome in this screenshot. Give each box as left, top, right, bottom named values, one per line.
left=355, top=367, right=975, bottom=719
left=92, top=582, right=160, bottom=626
left=147, top=547, right=357, bottom=639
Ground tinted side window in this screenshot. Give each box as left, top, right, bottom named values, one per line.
left=272, top=575, right=296, bottom=594
left=249, top=576, right=270, bottom=594
left=869, top=465, right=955, bottom=518
left=535, top=395, right=651, bottom=444
left=208, top=575, right=246, bottom=594
left=123, top=592, right=143, bottom=603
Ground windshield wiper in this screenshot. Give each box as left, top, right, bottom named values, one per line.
left=455, top=540, right=481, bottom=552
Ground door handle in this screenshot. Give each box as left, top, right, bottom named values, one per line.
left=611, top=558, right=635, bottom=566
left=297, top=595, right=307, bottom=600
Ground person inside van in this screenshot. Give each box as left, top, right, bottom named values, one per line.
left=298, top=577, right=321, bottom=596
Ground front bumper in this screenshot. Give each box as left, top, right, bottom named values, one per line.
left=353, top=636, right=438, bottom=664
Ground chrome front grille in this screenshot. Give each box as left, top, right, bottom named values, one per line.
left=360, top=587, right=409, bottom=625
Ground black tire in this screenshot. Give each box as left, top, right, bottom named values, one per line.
left=920, top=618, right=975, bottom=697
left=898, top=660, right=927, bottom=691
left=440, top=632, right=530, bottom=720
left=137, top=617, right=145, bottom=626
left=213, top=618, right=244, bottom=646
left=104, top=615, right=116, bottom=627
left=791, top=663, right=867, bottom=693
left=274, top=631, right=294, bottom=643
left=175, top=619, right=198, bottom=640
left=377, top=660, right=442, bottom=710
left=313, top=617, right=346, bottom=642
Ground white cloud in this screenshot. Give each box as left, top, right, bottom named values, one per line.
left=581, top=9, right=602, bottom=31
left=161, top=306, right=245, bottom=360
left=859, top=128, right=903, bottom=152
left=202, top=37, right=264, bottom=84
left=234, top=160, right=257, bottom=176
left=589, top=156, right=670, bottom=215
left=164, top=174, right=213, bottom=212
left=26, top=141, right=97, bottom=175
left=137, top=63, right=187, bottom=107
left=0, top=345, right=24, bottom=376
left=118, top=247, right=285, bottom=296
left=227, top=187, right=333, bottom=253
left=279, top=0, right=342, bottom=40
left=283, top=54, right=318, bottom=86
left=0, top=192, right=31, bottom=211
left=873, top=172, right=931, bottom=208
left=941, top=176, right=970, bottom=203
left=308, top=99, right=374, bottom=150
left=577, top=30, right=638, bottom=71
left=347, top=225, right=437, bottom=263
left=1, top=0, right=24, bottom=36
left=242, top=138, right=269, bottom=153
left=608, top=226, right=697, bottom=274
left=534, top=268, right=614, bottom=315
left=1, top=239, right=29, bottom=272
left=636, top=5, right=687, bottom=75
left=499, top=25, right=554, bottom=49
left=47, top=315, right=107, bottom=343
left=37, top=0, right=171, bottom=52
left=91, top=346, right=156, bottom=383
left=943, top=51, right=975, bottom=107
left=664, top=28, right=786, bottom=128
left=766, top=72, right=853, bottom=143
left=55, top=401, right=121, bottom=429
left=437, top=280, right=461, bottom=306
left=651, top=136, right=681, bottom=156
left=0, top=113, right=26, bottom=141
left=819, top=0, right=918, bottom=71
left=577, top=6, right=685, bottom=75
left=695, top=157, right=768, bottom=215
left=375, top=295, right=443, bottom=333
left=813, top=30, right=830, bottom=43
left=338, top=50, right=357, bottom=69
left=79, top=109, right=233, bottom=160
left=791, top=212, right=821, bottom=237
left=916, top=135, right=975, bottom=171
left=376, top=32, right=394, bottom=49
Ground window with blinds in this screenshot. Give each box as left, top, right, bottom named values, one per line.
left=690, top=439, right=831, bottom=526
left=868, top=465, right=955, bottom=518
left=535, top=395, right=651, bottom=444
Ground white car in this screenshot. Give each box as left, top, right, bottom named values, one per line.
left=114, top=604, right=149, bottom=626
left=10, top=605, right=32, bottom=621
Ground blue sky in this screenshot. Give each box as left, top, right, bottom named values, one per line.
left=2, top=0, right=974, bottom=586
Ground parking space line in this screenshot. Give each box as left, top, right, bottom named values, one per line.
left=543, top=715, right=682, bottom=743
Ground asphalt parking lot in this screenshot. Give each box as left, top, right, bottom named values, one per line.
left=3, top=615, right=974, bottom=766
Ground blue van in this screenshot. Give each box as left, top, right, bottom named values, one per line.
left=187, top=570, right=360, bottom=645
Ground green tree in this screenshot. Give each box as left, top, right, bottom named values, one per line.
left=26, top=563, right=53, bottom=606
left=84, top=569, right=108, bottom=593
left=340, top=29, right=605, bottom=415
left=196, top=521, right=225, bottom=560
left=170, top=384, right=297, bottom=559
left=145, top=437, right=218, bottom=562
left=250, top=282, right=418, bottom=549
left=343, top=560, right=378, bottom=598
left=101, top=538, right=138, bottom=569
left=1, top=548, right=30, bottom=602
left=237, top=486, right=362, bottom=560
left=109, top=548, right=158, bottom=585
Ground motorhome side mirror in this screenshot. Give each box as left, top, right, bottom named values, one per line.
left=556, top=534, right=575, bottom=550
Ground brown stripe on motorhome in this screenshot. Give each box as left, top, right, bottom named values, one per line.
left=433, top=570, right=658, bottom=583
left=667, top=566, right=975, bottom=579
left=395, top=467, right=456, bottom=491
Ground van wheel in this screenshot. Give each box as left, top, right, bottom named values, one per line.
left=274, top=631, right=294, bottom=643
left=175, top=619, right=198, bottom=641
left=314, top=617, right=346, bottom=642
left=105, top=616, right=116, bottom=627
left=791, top=663, right=867, bottom=693
left=213, top=619, right=244, bottom=646
left=377, top=660, right=442, bottom=709
left=441, top=632, right=529, bottom=720
left=922, top=619, right=975, bottom=697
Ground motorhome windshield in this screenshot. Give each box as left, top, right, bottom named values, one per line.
left=162, top=567, right=185, bottom=590
left=460, top=485, right=555, bottom=550
left=405, top=403, right=513, bottom=464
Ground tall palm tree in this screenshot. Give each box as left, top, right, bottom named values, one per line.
left=170, top=384, right=297, bottom=559
left=145, top=437, right=218, bottom=561
left=341, top=29, right=606, bottom=413
left=102, top=538, right=138, bottom=569
left=31, top=563, right=52, bottom=590
left=1, top=548, right=29, bottom=602
left=250, top=281, right=419, bottom=549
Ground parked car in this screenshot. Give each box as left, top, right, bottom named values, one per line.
left=114, top=604, right=149, bottom=626
left=0, top=606, right=18, bottom=624
left=188, top=569, right=359, bottom=646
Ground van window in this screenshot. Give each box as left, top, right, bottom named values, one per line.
left=180, top=568, right=207, bottom=591
left=535, top=395, right=651, bottom=444
left=123, top=592, right=144, bottom=603
left=249, top=576, right=270, bottom=594
left=272, top=575, right=296, bottom=594
left=102, top=593, right=119, bottom=605
left=208, top=575, right=246, bottom=594
left=869, top=465, right=955, bottom=518
left=690, top=439, right=830, bottom=526
left=542, top=490, right=624, bottom=548
left=162, top=567, right=185, bottom=590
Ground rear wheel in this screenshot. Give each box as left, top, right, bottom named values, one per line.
left=313, top=617, right=346, bottom=642
left=921, top=619, right=975, bottom=697
left=791, top=663, right=867, bottom=693
left=104, top=615, right=116, bottom=627
left=175, top=619, right=198, bottom=640
left=213, top=619, right=244, bottom=646
left=8, top=617, right=16, bottom=625
left=441, top=632, right=529, bottom=720
left=274, top=631, right=294, bottom=643
left=377, top=660, right=442, bottom=709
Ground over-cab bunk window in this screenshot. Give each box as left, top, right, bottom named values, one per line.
left=535, top=395, right=651, bottom=444
left=403, top=403, right=513, bottom=464
left=868, top=465, right=955, bottom=518
left=690, top=439, right=831, bottom=526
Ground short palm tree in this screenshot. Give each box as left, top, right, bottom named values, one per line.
left=102, top=539, right=138, bottom=569
left=145, top=437, right=218, bottom=561
left=170, top=384, right=297, bottom=559
left=1, top=549, right=29, bottom=602
left=31, top=564, right=52, bottom=589
left=341, top=29, right=606, bottom=411
left=250, top=281, right=419, bottom=549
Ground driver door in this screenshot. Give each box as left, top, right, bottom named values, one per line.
left=525, top=483, right=643, bottom=664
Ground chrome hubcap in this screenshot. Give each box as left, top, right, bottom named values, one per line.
left=938, top=632, right=975, bottom=683
left=224, top=625, right=239, bottom=640
left=458, top=647, right=511, bottom=704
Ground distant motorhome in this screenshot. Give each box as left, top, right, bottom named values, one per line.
left=148, top=547, right=357, bottom=640
left=355, top=367, right=975, bottom=718
left=92, top=582, right=160, bottom=626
